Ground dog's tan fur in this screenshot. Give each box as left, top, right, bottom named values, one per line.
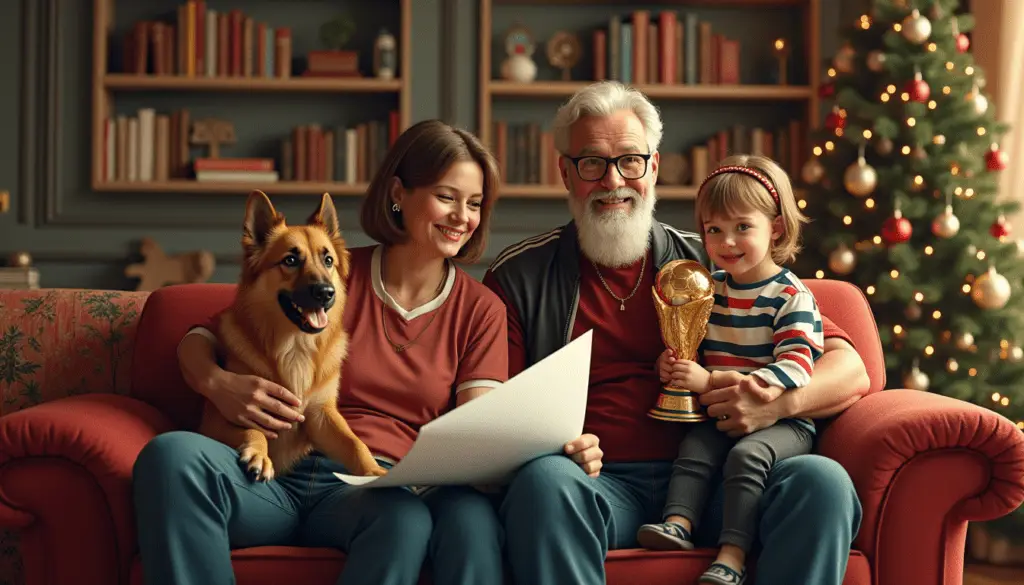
left=198, top=190, right=386, bottom=481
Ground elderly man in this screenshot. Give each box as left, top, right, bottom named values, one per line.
left=482, top=81, right=868, bottom=585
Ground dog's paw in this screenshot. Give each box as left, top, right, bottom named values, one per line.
left=239, top=446, right=275, bottom=482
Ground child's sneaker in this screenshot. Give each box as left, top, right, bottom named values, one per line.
left=698, top=562, right=746, bottom=585
left=636, top=521, right=695, bottom=550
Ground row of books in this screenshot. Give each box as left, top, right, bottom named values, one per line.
left=120, top=1, right=293, bottom=79
left=99, top=107, right=401, bottom=184
left=101, top=108, right=190, bottom=182
left=592, top=10, right=741, bottom=86
left=489, top=118, right=807, bottom=188
left=279, top=114, right=400, bottom=184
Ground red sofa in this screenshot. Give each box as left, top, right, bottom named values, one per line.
left=0, top=280, right=1022, bottom=585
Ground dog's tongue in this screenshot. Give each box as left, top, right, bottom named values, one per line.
left=304, top=308, right=328, bottom=329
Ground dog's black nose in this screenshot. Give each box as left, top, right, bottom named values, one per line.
left=310, top=283, right=335, bottom=304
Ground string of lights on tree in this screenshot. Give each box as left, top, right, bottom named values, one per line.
left=794, top=0, right=1024, bottom=434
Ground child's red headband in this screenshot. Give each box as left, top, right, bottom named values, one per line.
left=697, top=165, right=781, bottom=213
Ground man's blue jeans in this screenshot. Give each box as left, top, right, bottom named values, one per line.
left=132, top=431, right=504, bottom=585
left=500, top=454, right=862, bottom=585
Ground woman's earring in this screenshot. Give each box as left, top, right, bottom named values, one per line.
left=392, top=203, right=400, bottom=212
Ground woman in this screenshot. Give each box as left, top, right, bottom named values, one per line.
left=133, top=120, right=508, bottom=585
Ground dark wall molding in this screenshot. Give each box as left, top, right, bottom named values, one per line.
left=0, top=249, right=243, bottom=265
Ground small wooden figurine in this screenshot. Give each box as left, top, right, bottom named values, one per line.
left=191, top=118, right=236, bottom=159
left=547, top=31, right=581, bottom=81
left=125, top=237, right=216, bottom=291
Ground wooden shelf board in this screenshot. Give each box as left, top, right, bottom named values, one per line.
left=494, top=0, right=805, bottom=5
left=489, top=81, right=813, bottom=100
left=94, top=181, right=370, bottom=195
left=102, top=74, right=403, bottom=93
left=500, top=184, right=697, bottom=200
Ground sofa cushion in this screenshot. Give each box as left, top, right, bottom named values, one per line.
left=129, top=283, right=236, bottom=430
left=128, top=547, right=873, bottom=585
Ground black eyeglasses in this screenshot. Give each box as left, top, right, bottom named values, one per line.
left=567, top=153, right=652, bottom=182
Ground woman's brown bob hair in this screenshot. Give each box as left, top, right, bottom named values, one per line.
left=359, top=119, right=499, bottom=264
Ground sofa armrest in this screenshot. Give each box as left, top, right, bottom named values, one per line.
left=0, top=394, right=175, bottom=585
left=817, top=389, right=1024, bottom=585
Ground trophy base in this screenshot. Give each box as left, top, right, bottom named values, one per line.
left=647, top=387, right=707, bottom=423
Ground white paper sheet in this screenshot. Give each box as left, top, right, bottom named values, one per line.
left=333, top=330, right=593, bottom=488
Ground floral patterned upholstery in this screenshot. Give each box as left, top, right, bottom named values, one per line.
left=0, top=289, right=149, bottom=585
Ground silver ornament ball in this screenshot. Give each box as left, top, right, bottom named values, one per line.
left=931, top=205, right=960, bottom=238
left=844, top=158, right=877, bottom=197
left=955, top=332, right=974, bottom=351
left=970, top=91, right=989, bottom=116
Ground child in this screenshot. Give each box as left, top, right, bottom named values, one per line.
left=636, top=154, right=824, bottom=585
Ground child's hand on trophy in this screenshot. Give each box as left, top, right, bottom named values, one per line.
left=658, top=348, right=711, bottom=392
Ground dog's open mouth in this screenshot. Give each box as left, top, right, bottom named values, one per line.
left=277, top=291, right=329, bottom=334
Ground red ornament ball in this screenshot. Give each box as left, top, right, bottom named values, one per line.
left=819, top=82, right=836, bottom=98
left=882, top=212, right=913, bottom=245
left=956, top=33, right=970, bottom=53
left=991, top=215, right=1012, bottom=239
left=986, top=144, right=1008, bottom=171
left=906, top=77, right=930, bottom=102
left=825, top=111, right=846, bottom=132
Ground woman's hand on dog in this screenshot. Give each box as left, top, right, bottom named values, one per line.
left=208, top=370, right=305, bottom=439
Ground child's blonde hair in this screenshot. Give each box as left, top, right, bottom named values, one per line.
left=695, top=154, right=808, bottom=265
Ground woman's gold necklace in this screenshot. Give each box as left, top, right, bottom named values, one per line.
left=381, top=266, right=447, bottom=353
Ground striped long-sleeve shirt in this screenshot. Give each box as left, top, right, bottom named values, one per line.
left=699, top=268, right=824, bottom=390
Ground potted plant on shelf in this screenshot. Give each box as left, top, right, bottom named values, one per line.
left=305, top=14, right=359, bottom=77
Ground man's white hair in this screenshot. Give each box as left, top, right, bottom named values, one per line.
left=552, top=81, right=664, bottom=154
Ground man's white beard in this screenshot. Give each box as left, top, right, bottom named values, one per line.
left=569, top=186, right=655, bottom=268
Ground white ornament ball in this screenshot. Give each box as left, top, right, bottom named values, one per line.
left=801, top=158, right=825, bottom=184
left=902, top=9, right=932, bottom=44
left=828, top=245, right=856, bottom=275
left=970, top=91, right=989, bottom=116
left=1011, top=346, right=1024, bottom=362
left=931, top=205, right=960, bottom=238
left=972, top=266, right=1012, bottom=310
left=903, top=366, right=930, bottom=391
left=866, top=50, right=887, bottom=72
left=844, top=158, right=877, bottom=197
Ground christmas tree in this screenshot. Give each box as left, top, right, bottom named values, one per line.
left=795, top=0, right=1024, bottom=538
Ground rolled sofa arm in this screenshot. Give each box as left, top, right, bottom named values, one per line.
left=0, top=394, right=175, bottom=585
left=818, top=389, right=1024, bottom=585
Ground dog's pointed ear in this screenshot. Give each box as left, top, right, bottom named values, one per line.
left=243, top=190, right=282, bottom=248
left=308, top=192, right=341, bottom=239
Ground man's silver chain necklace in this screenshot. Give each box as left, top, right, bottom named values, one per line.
left=592, top=253, right=646, bottom=311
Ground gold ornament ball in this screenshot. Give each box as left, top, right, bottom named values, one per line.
left=833, top=44, right=856, bottom=73
left=971, top=266, right=1012, bottom=310
left=902, top=9, right=932, bottom=44
left=828, top=245, right=856, bottom=275
left=931, top=205, right=960, bottom=238
left=866, top=50, right=887, bottom=72
left=875, top=137, right=894, bottom=155
left=801, top=158, right=825, bottom=184
left=946, top=358, right=959, bottom=372
left=955, top=332, right=975, bottom=350
left=843, top=158, right=877, bottom=197
left=903, top=366, right=930, bottom=391
left=655, top=259, right=715, bottom=306
left=7, top=251, right=32, bottom=267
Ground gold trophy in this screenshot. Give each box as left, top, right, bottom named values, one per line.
left=648, top=259, right=716, bottom=422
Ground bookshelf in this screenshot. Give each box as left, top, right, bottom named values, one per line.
left=479, top=0, right=822, bottom=200
left=90, top=0, right=413, bottom=196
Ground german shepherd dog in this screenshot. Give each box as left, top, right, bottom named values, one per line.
left=198, top=190, right=387, bottom=481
